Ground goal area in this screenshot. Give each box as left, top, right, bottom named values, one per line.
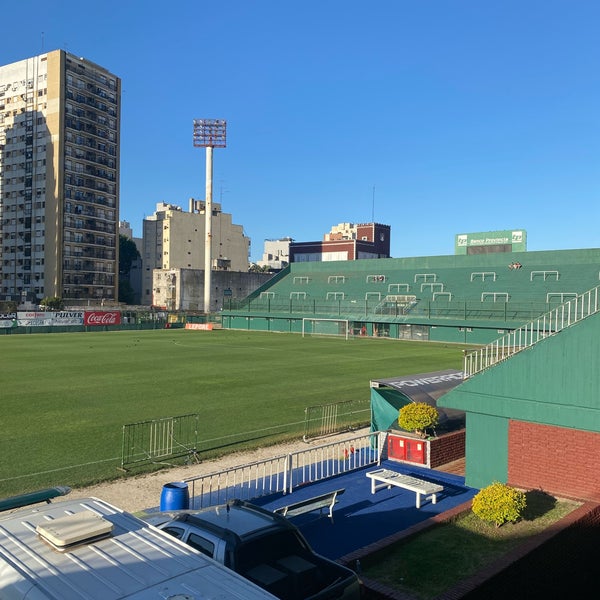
left=302, top=318, right=351, bottom=340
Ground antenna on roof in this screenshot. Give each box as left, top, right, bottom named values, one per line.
left=372, top=185, right=375, bottom=222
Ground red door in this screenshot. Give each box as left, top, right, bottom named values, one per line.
left=406, top=439, right=425, bottom=464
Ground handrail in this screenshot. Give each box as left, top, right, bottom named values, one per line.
left=184, top=431, right=383, bottom=509
left=464, top=285, right=600, bottom=378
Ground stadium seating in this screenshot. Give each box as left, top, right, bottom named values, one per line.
left=224, top=249, right=600, bottom=342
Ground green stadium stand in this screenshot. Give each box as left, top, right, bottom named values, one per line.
left=223, top=249, right=600, bottom=344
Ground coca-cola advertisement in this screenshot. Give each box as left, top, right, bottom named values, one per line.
left=84, top=311, right=122, bottom=326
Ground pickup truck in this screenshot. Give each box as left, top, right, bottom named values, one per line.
left=145, top=499, right=362, bottom=600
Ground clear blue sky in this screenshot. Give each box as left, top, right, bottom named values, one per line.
left=7, top=1, right=599, bottom=261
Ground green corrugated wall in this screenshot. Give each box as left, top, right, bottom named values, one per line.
left=440, top=310, right=600, bottom=488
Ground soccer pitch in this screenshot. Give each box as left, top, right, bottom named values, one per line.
left=1, top=329, right=463, bottom=498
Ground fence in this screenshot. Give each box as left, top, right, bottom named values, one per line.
left=464, top=285, right=600, bottom=378
left=222, top=296, right=556, bottom=323
left=121, top=414, right=199, bottom=470
left=303, top=398, right=371, bottom=441
left=184, top=430, right=384, bottom=509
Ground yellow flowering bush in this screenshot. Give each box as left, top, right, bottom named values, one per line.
left=398, top=402, right=439, bottom=437
left=472, top=481, right=527, bottom=527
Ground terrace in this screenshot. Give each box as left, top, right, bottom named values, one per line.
left=146, top=430, right=476, bottom=564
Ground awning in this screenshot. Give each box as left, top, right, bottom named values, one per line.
left=370, top=369, right=465, bottom=426
left=370, top=369, right=464, bottom=404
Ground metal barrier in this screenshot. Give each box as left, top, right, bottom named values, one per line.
left=464, top=285, right=600, bottom=378
left=184, top=431, right=384, bottom=509
left=303, top=399, right=370, bottom=441
left=121, top=414, right=199, bottom=470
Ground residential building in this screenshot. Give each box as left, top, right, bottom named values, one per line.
left=256, top=237, right=292, bottom=270
left=152, top=268, right=272, bottom=312
left=289, top=222, right=391, bottom=262
left=0, top=50, right=120, bottom=303
left=142, top=199, right=250, bottom=306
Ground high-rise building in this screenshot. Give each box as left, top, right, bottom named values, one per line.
left=0, top=50, right=120, bottom=304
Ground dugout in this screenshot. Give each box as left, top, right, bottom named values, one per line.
left=370, top=369, right=465, bottom=434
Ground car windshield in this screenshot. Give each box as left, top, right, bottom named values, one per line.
left=235, top=529, right=308, bottom=573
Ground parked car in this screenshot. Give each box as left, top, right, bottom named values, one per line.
left=145, top=499, right=363, bottom=600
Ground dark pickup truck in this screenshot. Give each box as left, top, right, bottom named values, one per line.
left=145, top=499, right=362, bottom=600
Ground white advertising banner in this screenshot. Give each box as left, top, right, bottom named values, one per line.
left=51, top=311, right=84, bottom=326
left=16, top=311, right=84, bottom=326
left=17, top=311, right=54, bottom=327
left=0, top=313, right=17, bottom=328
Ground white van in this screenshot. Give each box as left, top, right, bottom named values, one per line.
left=0, top=496, right=277, bottom=599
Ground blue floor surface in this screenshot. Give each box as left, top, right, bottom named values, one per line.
left=246, top=460, right=476, bottom=561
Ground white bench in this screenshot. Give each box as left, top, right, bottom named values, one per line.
left=366, top=468, right=443, bottom=509
left=274, top=488, right=345, bottom=520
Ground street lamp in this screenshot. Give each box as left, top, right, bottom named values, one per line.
left=193, top=119, right=227, bottom=314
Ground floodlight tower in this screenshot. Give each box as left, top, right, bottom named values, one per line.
left=193, top=119, right=227, bottom=314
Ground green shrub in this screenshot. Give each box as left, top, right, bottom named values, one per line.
left=39, top=296, right=64, bottom=310
left=472, top=482, right=527, bottom=527
left=398, top=402, right=439, bottom=437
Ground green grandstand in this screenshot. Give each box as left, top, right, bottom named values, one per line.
left=222, top=248, right=600, bottom=344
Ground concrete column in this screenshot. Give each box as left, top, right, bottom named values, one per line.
left=204, top=146, right=213, bottom=313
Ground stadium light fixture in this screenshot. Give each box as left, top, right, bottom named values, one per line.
left=193, top=119, right=227, bottom=314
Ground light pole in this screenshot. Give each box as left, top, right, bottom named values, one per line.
left=193, top=119, right=227, bottom=314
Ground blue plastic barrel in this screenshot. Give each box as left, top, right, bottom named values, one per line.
left=160, top=481, right=190, bottom=511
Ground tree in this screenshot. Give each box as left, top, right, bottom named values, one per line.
left=0, top=300, right=17, bottom=313
left=40, top=296, right=64, bottom=310
left=398, top=402, right=439, bottom=438
left=119, top=235, right=141, bottom=277
left=119, top=235, right=141, bottom=304
left=249, top=263, right=272, bottom=273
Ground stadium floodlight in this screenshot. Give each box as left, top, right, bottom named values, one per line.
left=193, top=119, right=227, bottom=148
left=193, top=119, right=227, bottom=314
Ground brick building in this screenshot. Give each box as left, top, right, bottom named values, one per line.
left=289, top=222, right=390, bottom=262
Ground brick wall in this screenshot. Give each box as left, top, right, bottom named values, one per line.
left=429, top=429, right=466, bottom=468
left=508, top=421, right=600, bottom=501
left=387, top=429, right=465, bottom=468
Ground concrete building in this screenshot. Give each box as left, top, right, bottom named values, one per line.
left=256, top=237, right=292, bottom=270
left=153, top=268, right=272, bottom=312
left=289, top=222, right=391, bottom=262
left=0, top=50, right=120, bottom=303
left=142, top=199, right=250, bottom=306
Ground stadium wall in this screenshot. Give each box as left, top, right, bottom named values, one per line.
left=223, top=314, right=512, bottom=345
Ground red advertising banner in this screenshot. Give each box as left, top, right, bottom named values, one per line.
left=84, top=311, right=121, bottom=326
left=185, top=323, right=213, bottom=331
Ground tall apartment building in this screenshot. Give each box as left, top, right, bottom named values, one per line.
left=142, top=199, right=250, bottom=305
left=0, top=50, right=120, bottom=304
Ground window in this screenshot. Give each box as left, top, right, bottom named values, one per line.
left=187, top=533, right=215, bottom=558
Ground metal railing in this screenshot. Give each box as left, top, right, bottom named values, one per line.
left=184, top=431, right=383, bottom=509
left=464, top=285, right=600, bottom=378
left=303, top=399, right=370, bottom=441
left=222, top=296, right=558, bottom=323
left=121, top=414, right=199, bottom=470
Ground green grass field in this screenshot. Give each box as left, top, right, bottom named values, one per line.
left=0, top=329, right=464, bottom=499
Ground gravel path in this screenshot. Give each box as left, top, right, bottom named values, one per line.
left=68, top=428, right=371, bottom=513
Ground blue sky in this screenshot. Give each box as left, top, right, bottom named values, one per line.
left=6, top=1, right=599, bottom=261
